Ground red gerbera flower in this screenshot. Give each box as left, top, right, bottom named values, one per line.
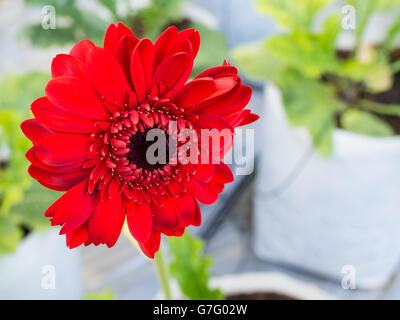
left=20, top=23, right=258, bottom=258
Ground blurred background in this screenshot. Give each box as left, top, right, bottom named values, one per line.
left=1, top=0, right=400, bottom=300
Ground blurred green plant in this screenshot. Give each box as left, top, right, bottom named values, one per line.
left=21, top=0, right=228, bottom=76
left=0, top=73, right=59, bottom=255
left=168, top=232, right=223, bottom=300
left=233, top=0, right=400, bottom=155
left=84, top=288, right=115, bottom=300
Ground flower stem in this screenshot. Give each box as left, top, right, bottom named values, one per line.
left=154, top=247, right=172, bottom=300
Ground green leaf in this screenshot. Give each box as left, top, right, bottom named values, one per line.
left=256, top=0, right=333, bottom=30
left=84, top=288, right=115, bottom=300
left=357, top=100, right=400, bottom=117
left=341, top=109, right=395, bottom=137
left=280, top=72, right=341, bottom=156
left=11, top=180, right=60, bottom=232
left=168, top=232, right=223, bottom=300
left=264, top=31, right=339, bottom=79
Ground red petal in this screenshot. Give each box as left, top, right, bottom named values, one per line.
left=194, top=114, right=234, bottom=132
left=175, top=29, right=200, bottom=58
left=113, top=35, right=139, bottom=84
left=103, top=24, right=119, bottom=52
left=126, top=200, right=152, bottom=243
left=86, top=47, right=132, bottom=107
left=35, top=133, right=90, bottom=167
left=198, top=85, right=252, bottom=121
left=21, top=119, right=55, bottom=145
left=191, top=76, right=241, bottom=114
left=174, top=78, right=216, bottom=109
left=59, top=185, right=96, bottom=234
left=51, top=54, right=88, bottom=81
left=88, top=193, right=125, bottom=245
left=171, top=195, right=200, bottom=228
left=194, top=163, right=215, bottom=183
left=46, top=179, right=88, bottom=223
left=70, top=39, right=95, bottom=63
left=66, top=223, right=89, bottom=249
left=154, top=27, right=199, bottom=69
left=151, top=200, right=178, bottom=236
left=213, top=163, right=234, bottom=184
left=219, top=85, right=252, bottom=115
left=45, top=76, right=110, bottom=120
left=32, top=97, right=97, bottom=133
left=153, top=51, right=192, bottom=98
left=107, top=175, right=122, bottom=199
left=107, top=203, right=126, bottom=247
left=26, top=147, right=83, bottom=173
left=29, top=165, right=89, bottom=191
left=237, top=112, right=259, bottom=126
left=138, top=230, right=161, bottom=259
left=195, top=65, right=238, bottom=79
left=188, top=179, right=219, bottom=205
left=104, top=22, right=134, bottom=52
left=130, top=39, right=155, bottom=103
left=154, top=26, right=178, bottom=68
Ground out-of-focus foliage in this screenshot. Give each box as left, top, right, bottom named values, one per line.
left=0, top=73, right=50, bottom=115
left=21, top=0, right=228, bottom=76
left=168, top=232, right=223, bottom=300
left=84, top=288, right=115, bottom=300
left=0, top=73, right=57, bottom=255
left=256, top=0, right=332, bottom=30
left=233, top=0, right=400, bottom=155
left=0, top=110, right=30, bottom=254
left=341, top=109, right=395, bottom=137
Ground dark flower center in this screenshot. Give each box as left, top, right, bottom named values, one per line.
left=126, top=129, right=170, bottom=171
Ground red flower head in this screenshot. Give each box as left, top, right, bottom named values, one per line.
left=21, top=23, right=258, bottom=258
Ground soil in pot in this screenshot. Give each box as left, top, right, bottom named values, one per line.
left=226, top=292, right=296, bottom=300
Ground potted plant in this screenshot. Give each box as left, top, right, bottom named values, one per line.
left=0, top=73, right=84, bottom=299
left=232, top=0, right=400, bottom=289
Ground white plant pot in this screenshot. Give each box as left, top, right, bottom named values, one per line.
left=155, top=272, right=334, bottom=300
left=253, top=83, right=400, bottom=289
left=0, top=229, right=84, bottom=299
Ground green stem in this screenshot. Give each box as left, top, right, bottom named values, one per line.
left=154, top=247, right=172, bottom=300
